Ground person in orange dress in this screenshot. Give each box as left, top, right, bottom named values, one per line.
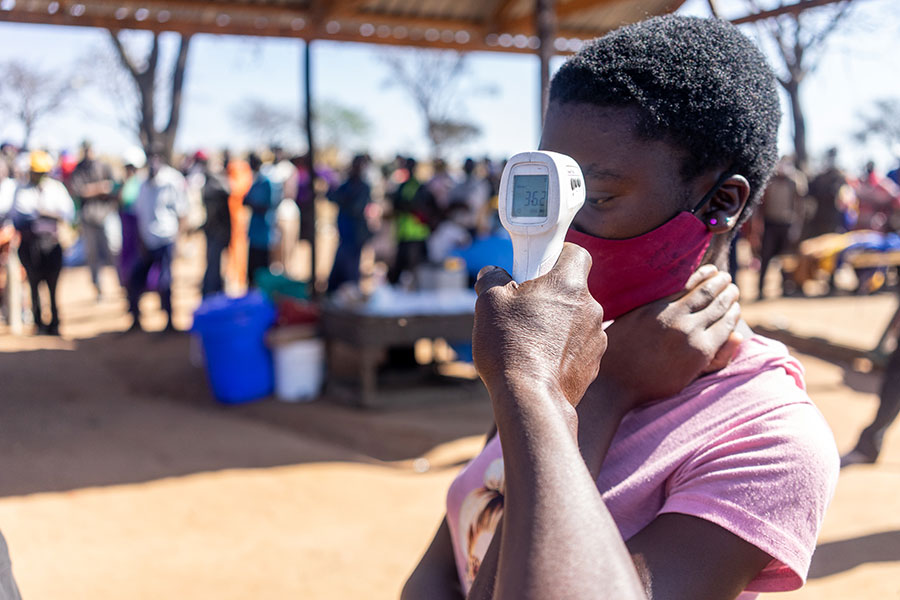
left=226, top=155, right=253, bottom=291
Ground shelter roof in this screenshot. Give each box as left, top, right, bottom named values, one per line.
left=0, top=0, right=684, bottom=53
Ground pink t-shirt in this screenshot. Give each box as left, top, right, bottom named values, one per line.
left=446, top=335, right=839, bottom=598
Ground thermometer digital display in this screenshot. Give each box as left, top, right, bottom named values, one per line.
left=511, top=174, right=549, bottom=218
left=498, top=151, right=586, bottom=283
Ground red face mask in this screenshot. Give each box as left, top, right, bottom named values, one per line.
left=564, top=174, right=730, bottom=320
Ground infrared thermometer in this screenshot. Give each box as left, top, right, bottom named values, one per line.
left=498, top=151, right=586, bottom=283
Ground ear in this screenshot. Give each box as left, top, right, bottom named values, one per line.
left=699, top=175, right=750, bottom=234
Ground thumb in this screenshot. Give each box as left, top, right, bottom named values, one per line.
left=549, top=242, right=593, bottom=287
left=475, top=265, right=515, bottom=297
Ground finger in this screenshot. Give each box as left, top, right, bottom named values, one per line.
left=684, top=264, right=719, bottom=292
left=474, top=265, right=515, bottom=297
left=702, top=328, right=744, bottom=373
left=547, top=242, right=593, bottom=288
left=694, top=283, right=740, bottom=328
left=703, top=299, right=742, bottom=348
left=681, top=272, right=733, bottom=313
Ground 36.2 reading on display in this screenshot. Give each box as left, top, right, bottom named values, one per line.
left=511, top=174, right=549, bottom=218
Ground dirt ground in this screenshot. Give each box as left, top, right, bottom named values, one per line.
left=1, top=246, right=898, bottom=599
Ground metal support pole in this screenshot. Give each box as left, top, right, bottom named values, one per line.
left=303, top=39, right=318, bottom=296
left=536, top=0, right=556, bottom=133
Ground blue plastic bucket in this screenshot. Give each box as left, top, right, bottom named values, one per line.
left=191, top=291, right=277, bottom=404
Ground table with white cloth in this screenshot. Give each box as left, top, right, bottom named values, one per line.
left=321, top=288, right=482, bottom=407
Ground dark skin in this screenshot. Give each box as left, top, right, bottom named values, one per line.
left=402, top=103, right=771, bottom=600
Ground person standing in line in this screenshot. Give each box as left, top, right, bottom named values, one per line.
left=425, top=158, right=457, bottom=216
left=199, top=153, right=231, bottom=297
left=757, top=157, right=807, bottom=299
left=0, top=160, right=14, bottom=219
left=0, top=160, right=18, bottom=328
left=69, top=141, right=119, bottom=300
left=327, top=154, right=372, bottom=292
left=128, top=147, right=188, bottom=333
left=290, top=153, right=337, bottom=249
left=448, top=157, right=491, bottom=235
left=265, top=145, right=296, bottom=207
left=117, top=147, right=145, bottom=288
left=842, top=343, right=900, bottom=466
left=852, top=161, right=900, bottom=233
left=10, top=151, right=75, bottom=335
left=389, top=157, right=430, bottom=284
left=804, top=148, right=851, bottom=240
left=225, top=152, right=253, bottom=290
left=243, top=153, right=275, bottom=287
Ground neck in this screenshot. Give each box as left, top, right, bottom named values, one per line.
left=704, top=236, right=732, bottom=272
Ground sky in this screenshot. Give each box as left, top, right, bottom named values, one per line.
left=0, top=0, right=898, bottom=173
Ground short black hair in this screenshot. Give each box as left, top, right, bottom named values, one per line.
left=549, top=15, right=780, bottom=226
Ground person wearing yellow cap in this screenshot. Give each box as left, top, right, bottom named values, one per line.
left=9, top=151, right=75, bottom=335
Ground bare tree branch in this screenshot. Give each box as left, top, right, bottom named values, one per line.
left=855, top=98, right=900, bottom=153
left=804, top=0, right=855, bottom=73
left=740, top=0, right=857, bottom=170
left=0, top=60, right=74, bottom=149
left=107, top=30, right=140, bottom=80
left=807, top=0, right=853, bottom=52
left=164, top=33, right=192, bottom=149
left=102, top=30, right=191, bottom=161
left=230, top=96, right=370, bottom=151
left=147, top=33, right=160, bottom=80
left=379, top=49, right=486, bottom=156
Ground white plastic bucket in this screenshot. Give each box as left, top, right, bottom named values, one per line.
left=267, top=325, right=324, bottom=402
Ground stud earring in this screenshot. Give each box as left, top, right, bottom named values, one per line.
left=710, top=218, right=718, bottom=225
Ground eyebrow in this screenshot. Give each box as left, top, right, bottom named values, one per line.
left=582, top=164, right=628, bottom=182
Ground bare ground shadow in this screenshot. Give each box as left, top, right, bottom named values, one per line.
left=841, top=368, right=883, bottom=396
left=809, top=530, right=900, bottom=579
left=0, top=330, right=492, bottom=497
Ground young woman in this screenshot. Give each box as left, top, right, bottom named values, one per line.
left=402, top=16, right=838, bottom=600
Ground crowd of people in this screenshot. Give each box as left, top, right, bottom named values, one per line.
left=747, top=148, right=900, bottom=298
left=0, top=141, right=285, bottom=334
left=3, top=130, right=900, bottom=339
left=0, top=138, right=508, bottom=336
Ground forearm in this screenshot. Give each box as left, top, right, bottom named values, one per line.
left=576, top=377, right=633, bottom=480
left=492, top=382, right=644, bottom=600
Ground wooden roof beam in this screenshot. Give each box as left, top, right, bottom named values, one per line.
left=104, top=0, right=310, bottom=17
left=327, top=7, right=485, bottom=32
left=0, top=7, right=597, bottom=50
left=501, top=0, right=619, bottom=31
left=486, top=0, right=519, bottom=30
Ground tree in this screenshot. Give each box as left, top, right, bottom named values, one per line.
left=855, top=98, right=900, bottom=156
left=0, top=61, right=74, bottom=150
left=107, top=30, right=192, bottom=162
left=380, top=49, right=491, bottom=157
left=232, top=99, right=299, bottom=148
left=743, top=0, right=856, bottom=171
left=231, top=97, right=371, bottom=152
left=316, top=102, right=372, bottom=151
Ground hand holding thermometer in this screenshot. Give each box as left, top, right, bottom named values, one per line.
left=498, top=151, right=586, bottom=283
